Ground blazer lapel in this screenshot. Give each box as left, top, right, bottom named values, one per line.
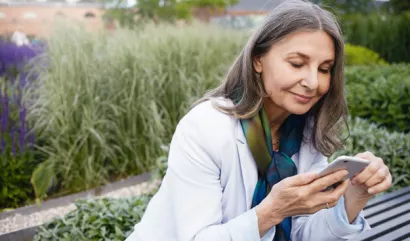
left=235, top=119, right=258, bottom=209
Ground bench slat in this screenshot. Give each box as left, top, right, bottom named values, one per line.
left=365, top=186, right=410, bottom=209
left=349, top=212, right=410, bottom=241
left=366, top=202, right=410, bottom=227
left=372, top=223, right=410, bottom=241
left=364, top=193, right=410, bottom=218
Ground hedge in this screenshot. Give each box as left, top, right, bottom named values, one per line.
left=344, top=44, right=388, bottom=66
left=345, top=64, right=410, bottom=133
left=342, top=12, right=410, bottom=63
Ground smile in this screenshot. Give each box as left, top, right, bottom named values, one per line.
left=290, top=92, right=314, bottom=104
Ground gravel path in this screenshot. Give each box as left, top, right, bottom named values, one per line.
left=0, top=179, right=161, bottom=235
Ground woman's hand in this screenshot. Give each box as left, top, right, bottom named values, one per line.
left=255, top=170, right=349, bottom=236
left=349, top=151, right=392, bottom=198
left=344, top=151, right=392, bottom=223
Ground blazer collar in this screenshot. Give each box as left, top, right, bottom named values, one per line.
left=235, top=119, right=257, bottom=209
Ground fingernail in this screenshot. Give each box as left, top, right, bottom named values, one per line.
left=368, top=188, right=374, bottom=194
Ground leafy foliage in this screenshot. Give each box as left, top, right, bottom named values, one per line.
left=0, top=41, right=43, bottom=209
left=345, top=64, right=410, bottom=133
left=320, top=0, right=376, bottom=15
left=189, top=0, right=239, bottom=8
left=344, top=44, right=388, bottom=66
left=332, top=117, right=410, bottom=191
left=34, top=194, right=155, bottom=241
left=26, top=22, right=246, bottom=201
left=104, top=0, right=238, bottom=28
left=0, top=153, right=40, bottom=210
left=31, top=160, right=56, bottom=199
left=385, top=0, right=410, bottom=14
left=341, top=12, right=410, bottom=63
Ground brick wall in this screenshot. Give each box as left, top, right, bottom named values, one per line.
left=0, top=5, right=107, bottom=37
left=0, top=5, right=266, bottom=38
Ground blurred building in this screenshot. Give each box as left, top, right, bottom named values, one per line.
left=0, top=0, right=390, bottom=36
left=209, top=0, right=389, bottom=29
left=0, top=0, right=107, bottom=37
left=226, top=0, right=284, bottom=14
left=207, top=0, right=284, bottom=29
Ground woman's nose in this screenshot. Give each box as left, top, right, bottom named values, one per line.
left=300, top=70, right=319, bottom=90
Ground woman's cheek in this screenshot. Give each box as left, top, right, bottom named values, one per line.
left=319, top=77, right=331, bottom=94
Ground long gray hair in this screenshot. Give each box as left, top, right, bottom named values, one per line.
left=195, top=0, right=348, bottom=157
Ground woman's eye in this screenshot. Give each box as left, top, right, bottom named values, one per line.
left=290, top=62, right=303, bottom=68
left=319, top=68, right=330, bottom=74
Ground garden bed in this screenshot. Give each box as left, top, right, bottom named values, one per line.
left=0, top=172, right=159, bottom=241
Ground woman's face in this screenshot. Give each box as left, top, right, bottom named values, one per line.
left=253, top=30, right=335, bottom=115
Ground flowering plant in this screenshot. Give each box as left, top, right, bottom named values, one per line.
left=0, top=40, right=43, bottom=209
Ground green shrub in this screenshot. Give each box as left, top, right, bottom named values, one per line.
left=26, top=21, right=246, bottom=199
left=0, top=156, right=39, bottom=210
left=342, top=12, right=410, bottom=63
left=345, top=64, right=410, bottom=133
left=344, top=44, right=388, bottom=66
left=331, top=117, right=410, bottom=191
left=0, top=76, right=41, bottom=209
left=34, top=194, right=155, bottom=241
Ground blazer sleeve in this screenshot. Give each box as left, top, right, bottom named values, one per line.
left=290, top=152, right=371, bottom=241
left=126, top=116, right=263, bottom=241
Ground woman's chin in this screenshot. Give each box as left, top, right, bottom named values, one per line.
left=286, top=105, right=313, bottom=115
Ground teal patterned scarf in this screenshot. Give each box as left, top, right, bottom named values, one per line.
left=240, top=107, right=306, bottom=241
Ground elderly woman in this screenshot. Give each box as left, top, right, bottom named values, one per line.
left=125, top=1, right=392, bottom=240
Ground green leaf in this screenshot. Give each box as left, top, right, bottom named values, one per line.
left=31, top=160, right=55, bottom=199
left=115, top=225, right=123, bottom=236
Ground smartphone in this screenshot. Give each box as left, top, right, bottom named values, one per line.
left=318, top=155, right=370, bottom=191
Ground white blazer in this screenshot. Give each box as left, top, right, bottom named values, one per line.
left=126, top=99, right=371, bottom=241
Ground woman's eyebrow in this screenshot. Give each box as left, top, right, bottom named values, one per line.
left=288, top=51, right=310, bottom=60
left=288, top=51, right=334, bottom=63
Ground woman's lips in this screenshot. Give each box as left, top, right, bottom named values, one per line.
left=290, top=92, right=314, bottom=104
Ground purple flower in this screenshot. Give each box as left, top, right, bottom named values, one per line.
left=19, top=73, right=28, bottom=88
left=0, top=134, right=5, bottom=154
left=19, top=107, right=26, bottom=154
left=10, top=127, right=15, bottom=156
left=0, top=87, right=2, bottom=130
left=28, top=130, right=35, bottom=148
left=0, top=39, right=45, bottom=158
left=2, top=85, right=9, bottom=132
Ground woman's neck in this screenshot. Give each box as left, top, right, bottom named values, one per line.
left=263, top=98, right=291, bottom=136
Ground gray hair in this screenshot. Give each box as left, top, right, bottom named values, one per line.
left=195, top=0, right=348, bottom=156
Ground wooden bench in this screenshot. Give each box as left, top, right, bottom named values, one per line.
left=350, top=186, right=410, bottom=241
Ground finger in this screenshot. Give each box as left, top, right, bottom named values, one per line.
left=368, top=173, right=392, bottom=195
left=364, top=165, right=389, bottom=188
left=310, top=200, right=338, bottom=214
left=333, top=178, right=349, bottom=193
left=317, top=179, right=349, bottom=204
left=352, top=157, right=383, bottom=186
left=284, top=172, right=317, bottom=187
left=355, top=151, right=376, bottom=160
left=309, top=169, right=348, bottom=193
left=324, top=200, right=338, bottom=209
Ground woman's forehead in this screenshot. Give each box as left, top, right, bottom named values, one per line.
left=273, top=31, right=335, bottom=61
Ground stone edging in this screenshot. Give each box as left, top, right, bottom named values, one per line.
left=0, top=226, right=37, bottom=241
left=0, top=172, right=151, bottom=219
left=0, top=172, right=152, bottom=241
